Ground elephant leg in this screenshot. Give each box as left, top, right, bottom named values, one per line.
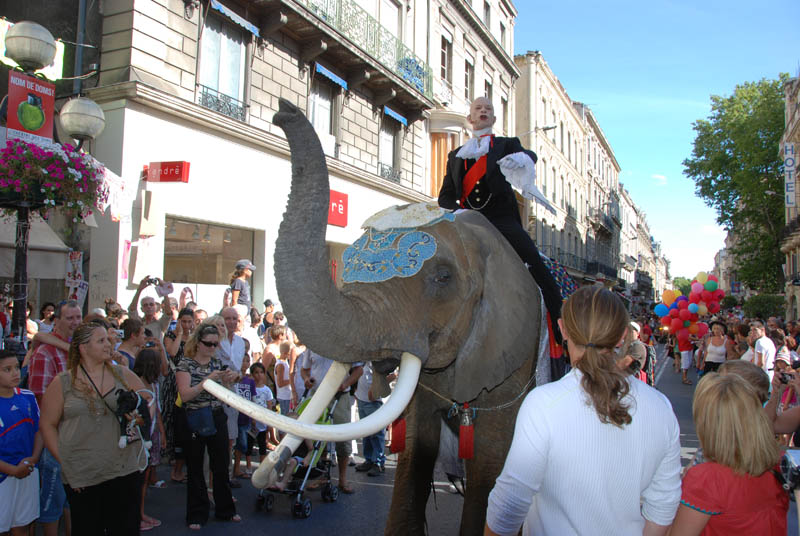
left=385, top=389, right=443, bottom=536
left=459, top=407, right=518, bottom=535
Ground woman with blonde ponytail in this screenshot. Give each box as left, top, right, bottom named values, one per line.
left=39, top=322, right=150, bottom=535
left=485, top=286, right=682, bottom=536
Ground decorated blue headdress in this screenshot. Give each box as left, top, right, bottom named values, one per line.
left=342, top=202, right=456, bottom=284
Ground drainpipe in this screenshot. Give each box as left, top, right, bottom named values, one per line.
left=73, top=0, right=87, bottom=94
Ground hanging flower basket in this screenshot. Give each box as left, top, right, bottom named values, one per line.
left=0, top=138, right=109, bottom=221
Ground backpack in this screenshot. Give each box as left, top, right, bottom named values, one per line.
left=644, top=344, right=657, bottom=386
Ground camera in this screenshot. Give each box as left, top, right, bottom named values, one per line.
left=780, top=372, right=795, bottom=384
left=144, top=341, right=156, bottom=348
left=780, top=449, right=800, bottom=494
left=147, top=277, right=160, bottom=286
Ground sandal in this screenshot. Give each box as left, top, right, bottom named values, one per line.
left=189, top=523, right=202, bottom=530
left=140, top=520, right=154, bottom=532
left=142, top=515, right=161, bottom=527
left=149, top=480, right=167, bottom=489
left=339, top=485, right=355, bottom=494
left=682, top=379, right=693, bottom=385
left=229, top=514, right=242, bottom=523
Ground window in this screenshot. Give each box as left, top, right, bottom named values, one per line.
left=501, top=97, right=508, bottom=135
left=551, top=167, right=556, bottom=202
left=440, top=35, right=452, bottom=84
left=541, top=159, right=547, bottom=195
left=198, top=14, right=247, bottom=120
left=484, top=79, right=493, bottom=101
left=430, top=132, right=456, bottom=197
left=567, top=132, right=571, bottom=161
left=483, top=1, right=491, bottom=28
left=379, top=117, right=399, bottom=181
left=308, top=78, right=336, bottom=155
left=380, top=0, right=400, bottom=38
left=164, top=217, right=254, bottom=285
left=541, top=97, right=546, bottom=119
left=499, top=22, right=506, bottom=49
left=560, top=176, right=564, bottom=208
left=551, top=111, right=556, bottom=142
left=464, top=58, right=474, bottom=102
left=559, top=122, right=564, bottom=153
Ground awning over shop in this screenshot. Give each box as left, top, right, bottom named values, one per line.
left=315, top=63, right=348, bottom=90
left=384, top=106, right=408, bottom=126
left=0, top=216, right=69, bottom=279
left=209, top=0, right=260, bottom=37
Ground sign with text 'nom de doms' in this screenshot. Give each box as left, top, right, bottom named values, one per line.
left=7, top=71, right=55, bottom=145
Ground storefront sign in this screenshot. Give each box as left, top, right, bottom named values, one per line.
left=145, top=161, right=191, bottom=182
left=6, top=70, right=55, bottom=145
left=328, top=189, right=348, bottom=227
left=785, top=143, right=796, bottom=208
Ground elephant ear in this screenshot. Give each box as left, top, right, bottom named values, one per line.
left=450, top=218, right=541, bottom=402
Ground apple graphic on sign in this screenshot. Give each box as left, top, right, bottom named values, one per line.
left=18, top=94, right=46, bottom=132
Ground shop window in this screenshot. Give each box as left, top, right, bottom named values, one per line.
left=198, top=13, right=247, bottom=121
left=164, top=217, right=254, bottom=285
left=309, top=78, right=337, bottom=156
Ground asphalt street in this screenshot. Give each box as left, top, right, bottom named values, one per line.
left=43, top=344, right=798, bottom=535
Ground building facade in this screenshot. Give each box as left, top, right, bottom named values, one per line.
left=781, top=77, right=800, bottom=320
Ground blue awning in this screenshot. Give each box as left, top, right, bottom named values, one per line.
left=209, top=0, right=260, bottom=37
left=315, top=63, right=348, bottom=90
left=383, top=106, right=407, bottom=126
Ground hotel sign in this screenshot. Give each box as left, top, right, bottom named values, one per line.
left=785, top=142, right=796, bottom=208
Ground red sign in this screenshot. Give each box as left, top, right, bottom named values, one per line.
left=144, top=161, right=191, bottom=182
left=328, top=190, right=348, bottom=227
left=7, top=71, right=55, bottom=144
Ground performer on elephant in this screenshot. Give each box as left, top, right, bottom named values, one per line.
left=437, top=96, right=564, bottom=347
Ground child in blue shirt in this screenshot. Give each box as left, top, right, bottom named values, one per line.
left=0, top=349, right=43, bottom=534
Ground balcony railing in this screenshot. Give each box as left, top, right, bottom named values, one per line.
left=566, top=204, right=577, bottom=220
left=587, top=260, right=618, bottom=279
left=198, top=84, right=247, bottom=122
left=589, top=207, right=615, bottom=233
left=301, top=0, right=433, bottom=99
left=538, top=245, right=587, bottom=272
left=378, top=163, right=402, bottom=183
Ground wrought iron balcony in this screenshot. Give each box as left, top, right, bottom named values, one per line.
left=589, top=207, right=615, bottom=234
left=300, top=0, right=433, bottom=99
left=378, top=163, right=402, bottom=183
left=198, top=84, right=247, bottom=122
left=587, top=260, right=618, bottom=279
left=566, top=204, right=577, bottom=220
left=537, top=245, right=587, bottom=272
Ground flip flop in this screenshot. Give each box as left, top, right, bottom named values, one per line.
left=682, top=379, right=693, bottom=385
left=143, top=517, right=161, bottom=527
left=339, top=485, right=355, bottom=494
left=189, top=523, right=202, bottom=530
left=149, top=480, right=167, bottom=489
left=140, top=521, right=154, bottom=531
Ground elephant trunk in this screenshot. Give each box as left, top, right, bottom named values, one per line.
left=273, top=99, right=394, bottom=362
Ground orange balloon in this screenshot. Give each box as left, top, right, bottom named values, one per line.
left=662, top=290, right=676, bottom=306
left=688, top=324, right=700, bottom=334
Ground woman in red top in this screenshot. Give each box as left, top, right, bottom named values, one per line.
left=671, top=373, right=787, bottom=535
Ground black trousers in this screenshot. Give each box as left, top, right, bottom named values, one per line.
left=64, top=470, right=142, bottom=536
left=484, top=211, right=563, bottom=342
left=185, top=408, right=237, bottom=525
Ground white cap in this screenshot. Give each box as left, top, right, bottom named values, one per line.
left=630, top=322, right=640, bottom=333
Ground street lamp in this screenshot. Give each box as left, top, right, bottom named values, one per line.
left=3, top=20, right=105, bottom=342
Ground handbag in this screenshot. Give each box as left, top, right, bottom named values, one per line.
left=186, top=406, right=217, bottom=437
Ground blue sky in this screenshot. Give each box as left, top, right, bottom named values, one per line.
left=514, top=0, right=800, bottom=280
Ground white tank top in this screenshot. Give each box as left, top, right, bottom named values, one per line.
left=274, top=359, right=292, bottom=399
left=705, top=339, right=727, bottom=363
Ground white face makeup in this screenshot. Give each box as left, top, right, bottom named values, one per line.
left=467, top=97, right=496, bottom=131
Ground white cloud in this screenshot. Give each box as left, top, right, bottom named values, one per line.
left=651, top=174, right=667, bottom=186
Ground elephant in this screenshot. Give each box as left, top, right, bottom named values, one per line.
left=204, top=99, right=551, bottom=535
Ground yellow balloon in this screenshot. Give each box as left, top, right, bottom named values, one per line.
left=673, top=289, right=682, bottom=297
left=662, top=290, right=675, bottom=306
left=696, top=272, right=708, bottom=284
left=697, top=303, right=708, bottom=316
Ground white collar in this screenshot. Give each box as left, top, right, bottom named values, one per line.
left=472, top=127, right=493, bottom=138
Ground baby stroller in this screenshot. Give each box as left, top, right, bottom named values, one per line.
left=255, top=393, right=341, bottom=519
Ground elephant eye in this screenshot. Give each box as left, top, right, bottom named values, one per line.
left=433, top=269, right=451, bottom=285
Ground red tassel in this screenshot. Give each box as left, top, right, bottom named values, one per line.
left=390, top=417, right=406, bottom=453
left=458, top=403, right=474, bottom=459
left=547, top=312, right=563, bottom=359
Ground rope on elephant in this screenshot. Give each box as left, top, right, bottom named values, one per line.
left=416, top=372, right=537, bottom=416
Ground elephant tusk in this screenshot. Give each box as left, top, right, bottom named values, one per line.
left=203, top=352, right=422, bottom=443
left=247, top=362, right=348, bottom=488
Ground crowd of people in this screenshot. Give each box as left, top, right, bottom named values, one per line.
left=3, top=257, right=800, bottom=535
left=0, top=260, right=389, bottom=534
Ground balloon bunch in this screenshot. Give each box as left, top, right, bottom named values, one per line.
left=653, top=272, right=725, bottom=345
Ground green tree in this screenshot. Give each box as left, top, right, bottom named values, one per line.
left=672, top=277, right=693, bottom=297
left=683, top=75, right=789, bottom=293
left=742, top=294, right=785, bottom=319
left=720, top=295, right=739, bottom=310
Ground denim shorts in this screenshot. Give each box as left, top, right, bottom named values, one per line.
left=235, top=424, right=250, bottom=454
left=39, top=448, right=68, bottom=523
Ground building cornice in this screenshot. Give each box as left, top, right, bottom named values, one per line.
left=86, top=81, right=430, bottom=204
left=450, top=0, right=519, bottom=78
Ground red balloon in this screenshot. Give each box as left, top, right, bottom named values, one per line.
left=701, top=290, right=713, bottom=302
left=689, top=292, right=700, bottom=304
left=669, top=309, right=680, bottom=318
left=712, top=289, right=724, bottom=301
left=708, top=302, right=720, bottom=314
left=716, top=289, right=726, bottom=299
left=697, top=322, right=709, bottom=337
left=679, top=309, right=691, bottom=321
left=677, top=328, right=690, bottom=341
left=661, top=316, right=671, bottom=327
left=671, top=318, right=683, bottom=332
left=708, top=274, right=718, bottom=282
left=677, top=300, right=689, bottom=310
left=691, top=313, right=699, bottom=321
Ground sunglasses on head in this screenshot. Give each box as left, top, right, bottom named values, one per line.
left=199, top=340, right=218, bottom=348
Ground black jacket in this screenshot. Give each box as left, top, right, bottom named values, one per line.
left=437, top=136, right=537, bottom=211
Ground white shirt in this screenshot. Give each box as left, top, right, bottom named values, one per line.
left=741, top=347, right=754, bottom=363
left=486, top=369, right=681, bottom=536
left=253, top=385, right=274, bottom=432
left=241, top=326, right=264, bottom=355
left=755, top=335, right=777, bottom=380
left=218, top=334, right=246, bottom=372
left=354, top=362, right=374, bottom=402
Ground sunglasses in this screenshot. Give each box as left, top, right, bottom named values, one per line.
left=199, top=340, right=219, bottom=348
